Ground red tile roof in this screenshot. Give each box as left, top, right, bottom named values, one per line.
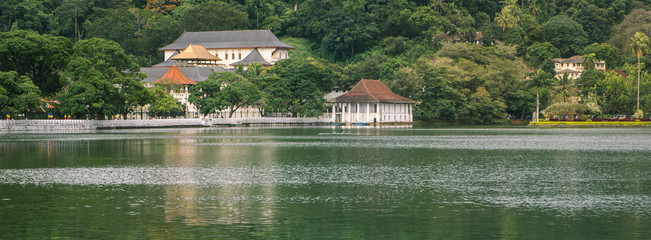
left=606, top=69, right=629, bottom=77
left=330, top=79, right=416, bottom=104
left=152, top=66, right=197, bottom=85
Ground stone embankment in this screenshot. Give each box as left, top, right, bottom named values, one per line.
left=0, top=117, right=330, bottom=131
left=212, top=117, right=330, bottom=126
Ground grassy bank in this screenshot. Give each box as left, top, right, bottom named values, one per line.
left=413, top=119, right=530, bottom=128
left=529, top=121, right=651, bottom=127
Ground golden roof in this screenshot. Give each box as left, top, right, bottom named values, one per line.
left=171, top=44, right=221, bottom=61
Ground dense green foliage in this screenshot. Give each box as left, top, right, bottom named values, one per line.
left=2, top=0, right=651, bottom=122
left=58, top=38, right=148, bottom=119
left=0, top=31, right=72, bottom=96
left=190, top=72, right=263, bottom=117
left=147, top=87, right=184, bottom=117
left=0, top=71, right=41, bottom=113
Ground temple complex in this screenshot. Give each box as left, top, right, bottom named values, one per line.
left=140, top=30, right=293, bottom=118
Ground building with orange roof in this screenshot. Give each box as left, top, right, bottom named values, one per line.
left=149, top=66, right=199, bottom=116
left=152, top=66, right=197, bottom=85
left=328, top=79, right=416, bottom=124
left=137, top=30, right=292, bottom=119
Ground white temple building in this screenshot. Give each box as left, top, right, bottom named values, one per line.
left=140, top=30, right=293, bottom=118
left=328, top=79, right=416, bottom=124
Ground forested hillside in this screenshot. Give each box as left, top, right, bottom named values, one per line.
left=1, top=0, right=651, bottom=122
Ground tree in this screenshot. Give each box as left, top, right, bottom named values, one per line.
left=288, top=0, right=379, bottom=61
left=408, top=6, right=452, bottom=39
left=582, top=53, right=596, bottom=71
left=189, top=72, right=262, bottom=118
left=59, top=38, right=146, bottom=119
left=630, top=32, right=650, bottom=117
left=385, top=66, right=422, bottom=100
left=0, top=71, right=41, bottom=114
left=145, top=0, right=181, bottom=15
left=0, top=31, right=73, bottom=96
left=529, top=69, right=553, bottom=121
left=244, top=63, right=264, bottom=78
left=266, top=58, right=335, bottom=117
left=51, top=0, right=91, bottom=41
left=543, top=15, right=589, bottom=57
left=147, top=87, right=183, bottom=117
left=83, top=8, right=150, bottom=59
left=599, top=71, right=634, bottom=115
left=608, top=9, right=651, bottom=54
left=179, top=1, right=249, bottom=32
left=368, top=0, right=418, bottom=38
left=467, top=87, right=507, bottom=124
left=543, top=102, right=590, bottom=120
left=248, top=74, right=285, bottom=116
left=215, top=72, right=263, bottom=118
left=525, top=42, right=560, bottom=68
left=582, top=43, right=621, bottom=69
left=340, top=52, right=387, bottom=90
left=188, top=75, right=226, bottom=116
left=554, top=72, right=573, bottom=102
left=140, top=13, right=183, bottom=66
left=494, top=1, right=520, bottom=33
left=245, top=0, right=274, bottom=29
left=572, top=4, right=610, bottom=44
left=406, top=43, right=524, bottom=122
left=0, top=0, right=51, bottom=33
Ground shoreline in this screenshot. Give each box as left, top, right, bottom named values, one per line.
left=0, top=118, right=387, bottom=131
left=528, top=121, right=651, bottom=127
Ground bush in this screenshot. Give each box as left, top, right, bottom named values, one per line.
left=586, top=119, right=592, bottom=122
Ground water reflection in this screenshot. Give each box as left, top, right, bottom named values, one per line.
left=1, top=128, right=650, bottom=239
left=158, top=137, right=279, bottom=226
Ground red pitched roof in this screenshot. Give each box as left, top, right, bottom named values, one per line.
left=330, top=79, right=416, bottom=104
left=606, top=69, right=629, bottom=77
left=152, top=66, right=197, bottom=85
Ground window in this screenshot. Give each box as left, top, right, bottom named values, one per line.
left=239, top=53, right=242, bottom=59
left=232, top=53, right=235, bottom=59
left=225, top=53, right=228, bottom=60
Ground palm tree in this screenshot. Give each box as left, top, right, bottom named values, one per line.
left=494, top=1, right=520, bottom=33
left=495, top=13, right=509, bottom=32
left=629, top=32, right=650, bottom=116
left=554, top=72, right=572, bottom=102
left=582, top=53, right=596, bottom=71
left=528, top=0, right=540, bottom=17
left=529, top=69, right=553, bottom=121
left=430, top=0, right=446, bottom=14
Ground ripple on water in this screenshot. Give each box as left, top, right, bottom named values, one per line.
left=1, top=165, right=650, bottom=216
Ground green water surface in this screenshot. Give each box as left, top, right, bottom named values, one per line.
left=1, top=127, right=650, bottom=239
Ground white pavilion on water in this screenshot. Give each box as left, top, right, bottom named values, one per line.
left=328, top=79, right=416, bottom=124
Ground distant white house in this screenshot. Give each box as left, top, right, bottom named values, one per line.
left=553, top=56, right=606, bottom=79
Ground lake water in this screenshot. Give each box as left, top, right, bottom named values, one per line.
left=1, top=127, right=650, bottom=239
